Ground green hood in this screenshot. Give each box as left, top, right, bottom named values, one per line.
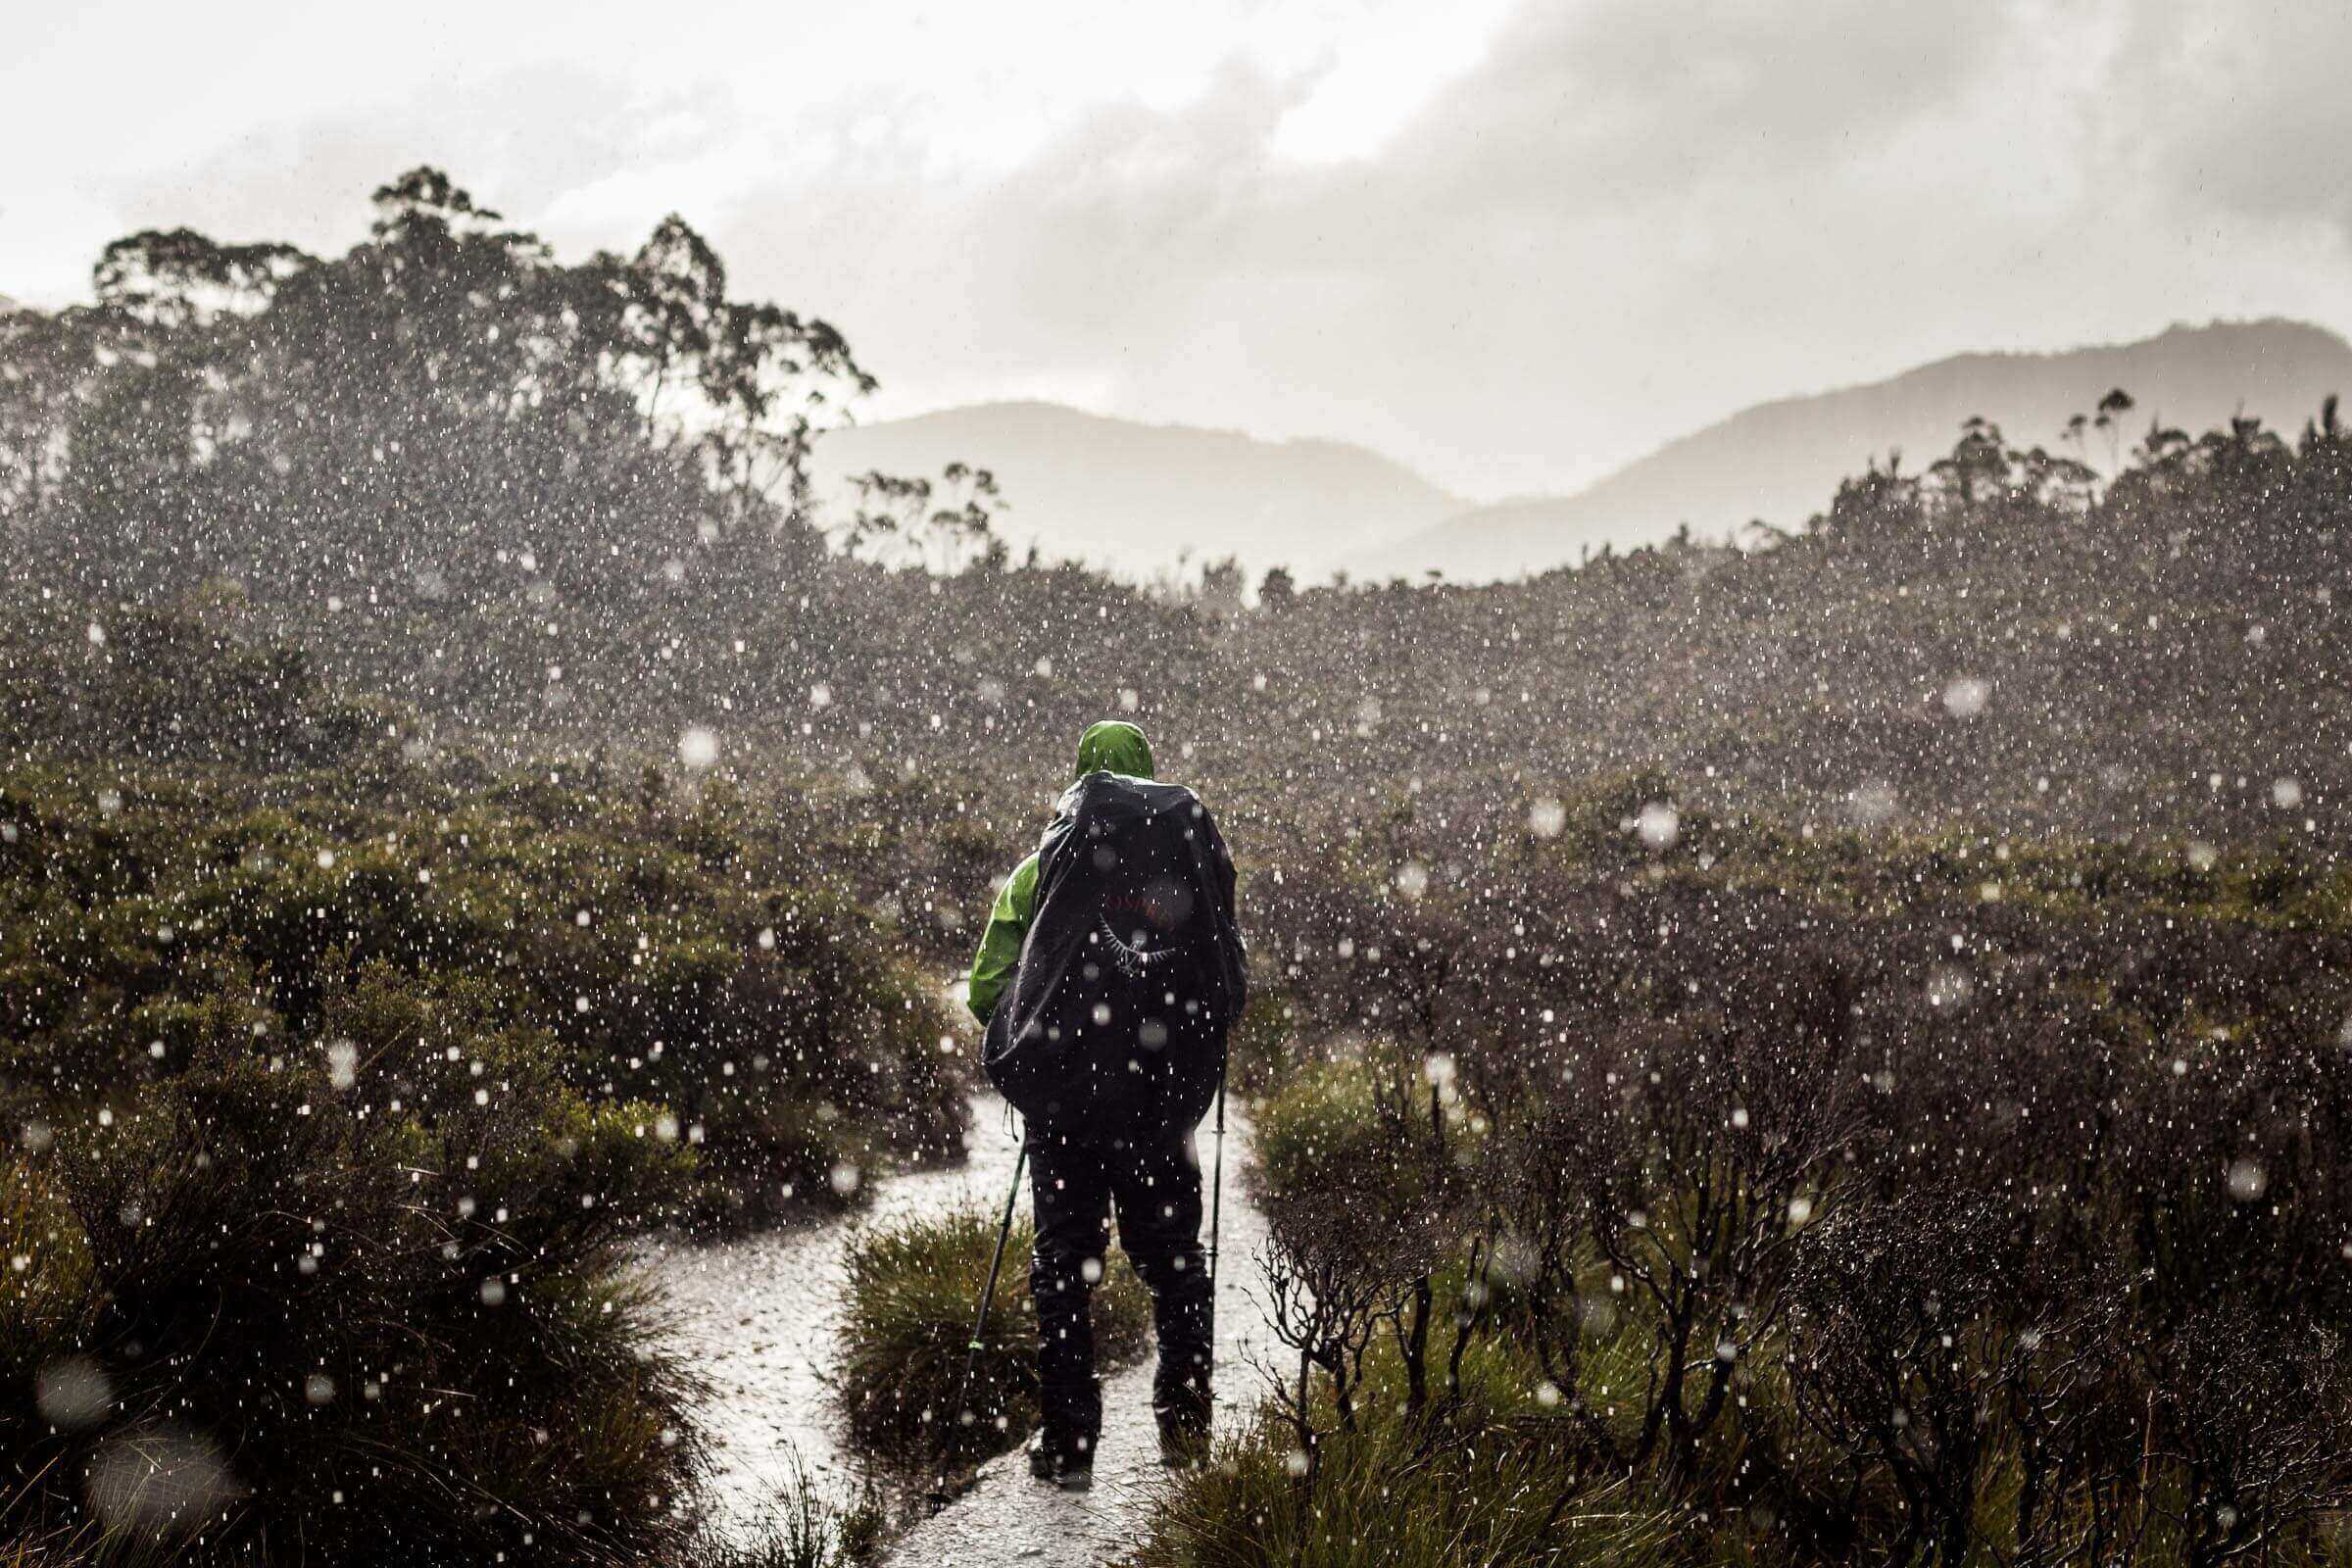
left=1073, top=720, right=1153, bottom=780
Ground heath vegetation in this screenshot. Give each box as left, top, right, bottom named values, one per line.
left=4, top=168, right=2351, bottom=1562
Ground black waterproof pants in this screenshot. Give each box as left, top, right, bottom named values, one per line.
left=1028, top=1126, right=1212, bottom=1456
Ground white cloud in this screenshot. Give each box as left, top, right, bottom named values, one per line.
left=5, top=0, right=2346, bottom=496
left=1267, top=0, right=1519, bottom=165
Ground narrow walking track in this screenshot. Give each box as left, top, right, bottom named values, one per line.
left=652, top=1094, right=1032, bottom=1533
left=883, top=1109, right=1272, bottom=1568
left=651, top=1090, right=1273, bottom=1562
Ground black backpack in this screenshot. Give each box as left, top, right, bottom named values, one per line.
left=982, top=773, right=1246, bottom=1142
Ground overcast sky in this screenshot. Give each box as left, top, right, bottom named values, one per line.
left=6, top=0, right=2348, bottom=499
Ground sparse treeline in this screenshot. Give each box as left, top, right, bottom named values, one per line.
left=8, top=171, right=2352, bottom=861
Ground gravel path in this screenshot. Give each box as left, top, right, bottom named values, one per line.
left=881, top=1110, right=1272, bottom=1568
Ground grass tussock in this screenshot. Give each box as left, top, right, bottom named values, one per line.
left=666, top=1450, right=885, bottom=1568
left=839, top=1205, right=1151, bottom=1465
left=1138, top=1323, right=1685, bottom=1568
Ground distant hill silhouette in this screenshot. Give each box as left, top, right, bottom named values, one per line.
left=806, top=401, right=1461, bottom=580
left=1354, top=318, right=2352, bottom=582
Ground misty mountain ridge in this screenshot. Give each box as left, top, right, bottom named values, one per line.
left=806, top=399, right=1461, bottom=580
left=808, top=319, right=2350, bottom=586
left=1357, top=318, right=2352, bottom=583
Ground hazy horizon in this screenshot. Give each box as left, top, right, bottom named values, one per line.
left=8, top=1, right=2350, bottom=501
left=817, top=313, right=2352, bottom=502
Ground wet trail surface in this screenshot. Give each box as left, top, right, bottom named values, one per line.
left=646, top=1093, right=1028, bottom=1532
left=647, top=1092, right=1271, bottom=1564
left=881, top=1111, right=1271, bottom=1568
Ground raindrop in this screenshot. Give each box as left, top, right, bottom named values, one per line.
left=1928, top=966, right=1974, bottom=1009
left=85, top=1426, right=236, bottom=1534
left=35, top=1358, right=113, bottom=1430
left=1848, top=779, right=1898, bottom=827
left=2227, top=1159, right=2268, bottom=1202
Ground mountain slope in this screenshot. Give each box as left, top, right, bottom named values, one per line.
left=807, top=401, right=1459, bottom=580
left=1355, top=318, right=2352, bottom=583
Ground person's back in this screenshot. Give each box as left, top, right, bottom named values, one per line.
left=964, top=720, right=1246, bottom=1488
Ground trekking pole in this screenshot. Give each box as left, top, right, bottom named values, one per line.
left=1205, top=1060, right=1228, bottom=1389
left=928, top=1132, right=1028, bottom=1515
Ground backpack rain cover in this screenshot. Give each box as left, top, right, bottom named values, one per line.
left=982, top=773, right=1247, bottom=1140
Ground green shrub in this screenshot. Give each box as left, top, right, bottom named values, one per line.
left=0, top=1005, right=707, bottom=1565
left=838, top=1205, right=1152, bottom=1465
left=1224, top=989, right=1311, bottom=1098
left=1247, top=1059, right=1393, bottom=1203
left=0, top=1162, right=92, bottom=1415
left=0, top=759, right=971, bottom=1232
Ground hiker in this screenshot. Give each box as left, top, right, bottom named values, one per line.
left=966, top=720, right=1248, bottom=1490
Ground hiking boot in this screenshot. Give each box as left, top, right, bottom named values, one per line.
left=1157, top=1418, right=1210, bottom=1470
left=1027, top=1435, right=1094, bottom=1492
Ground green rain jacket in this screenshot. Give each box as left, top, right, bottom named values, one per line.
left=964, top=720, right=1156, bottom=1024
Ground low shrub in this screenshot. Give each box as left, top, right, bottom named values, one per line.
left=0, top=1014, right=708, bottom=1565
left=1200, top=800, right=2352, bottom=1568
left=1246, top=1060, right=1391, bottom=1203
left=1136, top=1308, right=1682, bottom=1568
left=0, top=759, right=971, bottom=1234
left=838, top=1205, right=1151, bottom=1465
left=1223, top=989, right=1314, bottom=1098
